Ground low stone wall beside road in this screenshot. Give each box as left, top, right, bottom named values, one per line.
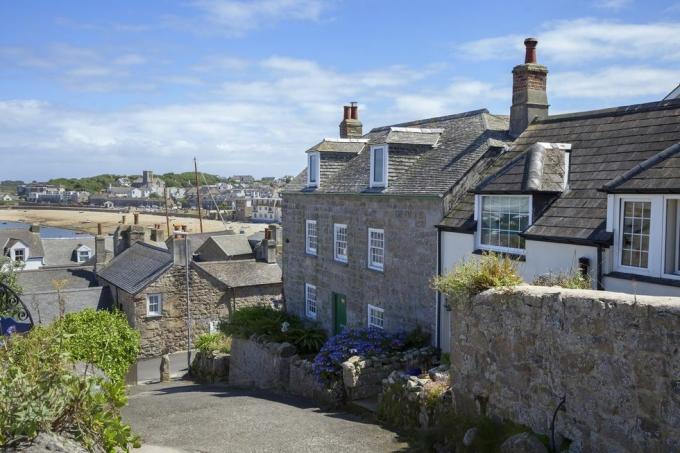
left=450, top=285, right=680, bottom=452
left=228, top=335, right=296, bottom=390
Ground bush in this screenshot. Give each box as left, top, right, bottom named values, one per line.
left=432, top=252, right=523, bottom=300
left=533, top=270, right=591, bottom=289
left=312, top=328, right=408, bottom=386
left=221, top=306, right=326, bottom=355
left=57, top=309, right=140, bottom=384
left=196, top=332, right=232, bottom=354
left=0, top=326, right=139, bottom=451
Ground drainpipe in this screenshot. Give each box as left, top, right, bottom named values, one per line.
left=596, top=245, right=604, bottom=290
left=436, top=227, right=442, bottom=350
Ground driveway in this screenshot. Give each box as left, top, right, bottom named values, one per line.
left=122, top=381, right=409, bottom=453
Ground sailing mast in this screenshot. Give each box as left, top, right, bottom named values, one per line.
left=164, top=186, right=171, bottom=237
left=194, top=157, right=204, bottom=233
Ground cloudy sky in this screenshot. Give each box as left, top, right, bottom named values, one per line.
left=1, top=0, right=679, bottom=181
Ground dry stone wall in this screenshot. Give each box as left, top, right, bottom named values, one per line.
left=450, top=285, right=680, bottom=452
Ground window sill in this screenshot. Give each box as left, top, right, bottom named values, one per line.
left=334, top=258, right=349, bottom=266
left=145, top=314, right=162, bottom=319
left=604, top=272, right=680, bottom=288
left=367, top=266, right=384, bottom=273
left=305, top=252, right=318, bottom=258
left=473, top=249, right=526, bottom=262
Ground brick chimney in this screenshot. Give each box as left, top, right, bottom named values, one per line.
left=509, top=38, right=549, bottom=138
left=29, top=223, right=40, bottom=233
left=339, top=102, right=363, bottom=138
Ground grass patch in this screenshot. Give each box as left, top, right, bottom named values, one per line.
left=533, top=270, right=592, bottom=289
left=432, top=252, right=523, bottom=301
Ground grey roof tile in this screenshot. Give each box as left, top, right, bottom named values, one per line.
left=97, top=242, right=173, bottom=294
left=42, top=237, right=96, bottom=267
left=18, top=267, right=97, bottom=293
left=0, top=228, right=44, bottom=257
left=194, top=260, right=282, bottom=288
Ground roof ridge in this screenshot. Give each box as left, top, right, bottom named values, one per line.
left=370, top=108, right=490, bottom=132
left=537, top=98, right=680, bottom=124
left=601, top=142, right=680, bottom=192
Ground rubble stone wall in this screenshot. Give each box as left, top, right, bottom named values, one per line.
left=450, top=285, right=680, bottom=452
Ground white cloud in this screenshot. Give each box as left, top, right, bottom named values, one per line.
left=551, top=66, right=680, bottom=98
left=113, top=54, right=146, bottom=65
left=595, top=0, right=632, bottom=9
left=458, top=18, right=680, bottom=64
left=187, top=0, right=332, bottom=35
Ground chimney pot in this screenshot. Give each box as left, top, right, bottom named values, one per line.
left=350, top=102, right=358, bottom=120
left=343, top=105, right=351, bottom=120
left=524, top=37, right=538, bottom=64
left=97, top=223, right=103, bottom=236
left=133, top=213, right=139, bottom=225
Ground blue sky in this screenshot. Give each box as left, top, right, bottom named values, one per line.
left=1, top=0, right=680, bottom=181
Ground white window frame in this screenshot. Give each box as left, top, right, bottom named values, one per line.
left=13, top=247, right=26, bottom=262
left=367, top=304, right=384, bottom=329
left=475, top=194, right=532, bottom=255
left=305, top=283, right=317, bottom=320
left=334, top=223, right=348, bottom=263
left=307, top=152, right=320, bottom=188
left=146, top=293, right=162, bottom=317
left=614, top=196, right=658, bottom=277
left=367, top=227, right=385, bottom=271
left=305, top=220, right=317, bottom=255
left=369, top=145, right=388, bottom=188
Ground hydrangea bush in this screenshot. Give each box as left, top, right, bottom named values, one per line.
left=312, top=327, right=409, bottom=386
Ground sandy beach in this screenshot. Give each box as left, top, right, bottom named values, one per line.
left=0, top=208, right=267, bottom=236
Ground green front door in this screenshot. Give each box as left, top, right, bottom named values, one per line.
left=333, top=293, right=347, bottom=334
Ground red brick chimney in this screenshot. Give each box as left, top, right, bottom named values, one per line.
left=339, top=101, right=363, bottom=138
left=509, top=38, right=549, bottom=138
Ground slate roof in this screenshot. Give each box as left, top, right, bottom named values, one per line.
left=0, top=228, right=44, bottom=256
left=197, top=234, right=254, bottom=258
left=195, top=260, right=282, bottom=288
left=97, top=242, right=173, bottom=294
left=475, top=143, right=568, bottom=194
left=306, top=139, right=367, bottom=153
left=602, top=143, right=680, bottom=193
left=18, top=267, right=97, bottom=293
left=441, top=98, right=680, bottom=244
left=42, top=237, right=96, bottom=267
left=284, top=109, right=511, bottom=196
left=21, top=286, right=112, bottom=325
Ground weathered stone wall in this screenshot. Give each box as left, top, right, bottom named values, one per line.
left=105, top=266, right=281, bottom=358
left=450, top=285, right=680, bottom=452
left=341, top=347, right=437, bottom=401
left=190, top=351, right=230, bottom=383
left=228, top=335, right=297, bottom=390
left=282, top=193, right=442, bottom=336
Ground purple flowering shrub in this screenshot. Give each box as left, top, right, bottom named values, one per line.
left=312, top=327, right=408, bottom=386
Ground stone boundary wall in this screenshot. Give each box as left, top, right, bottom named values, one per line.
left=228, top=335, right=296, bottom=390
left=450, top=285, right=680, bottom=452
left=342, top=347, right=437, bottom=401
left=190, top=351, right=230, bottom=384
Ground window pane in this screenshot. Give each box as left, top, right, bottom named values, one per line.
left=373, top=149, right=384, bottom=183
left=620, top=201, right=651, bottom=269
left=480, top=196, right=530, bottom=251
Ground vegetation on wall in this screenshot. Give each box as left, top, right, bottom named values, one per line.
left=195, top=332, right=232, bottom=354
left=0, top=314, right=140, bottom=451
left=432, top=252, right=523, bottom=300
left=533, top=270, right=592, bottom=290
left=220, top=306, right=326, bottom=355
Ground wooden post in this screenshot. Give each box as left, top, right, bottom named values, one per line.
left=194, top=157, right=204, bottom=233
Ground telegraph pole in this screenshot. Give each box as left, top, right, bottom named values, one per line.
left=194, top=157, right=204, bottom=233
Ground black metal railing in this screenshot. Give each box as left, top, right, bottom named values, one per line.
left=0, top=282, right=34, bottom=335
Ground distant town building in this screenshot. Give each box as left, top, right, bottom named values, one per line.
left=251, top=198, right=281, bottom=223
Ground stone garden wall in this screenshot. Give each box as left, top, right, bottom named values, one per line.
left=190, top=351, right=230, bottom=384
left=450, top=285, right=680, bottom=452
left=228, top=335, right=296, bottom=390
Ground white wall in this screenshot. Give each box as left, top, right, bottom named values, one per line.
left=603, top=276, right=680, bottom=297
left=523, top=240, right=598, bottom=288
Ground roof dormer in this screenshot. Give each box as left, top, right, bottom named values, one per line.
left=370, top=144, right=388, bottom=188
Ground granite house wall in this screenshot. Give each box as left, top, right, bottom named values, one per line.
left=106, top=266, right=281, bottom=358
left=450, top=285, right=680, bottom=452
left=282, top=193, right=442, bottom=337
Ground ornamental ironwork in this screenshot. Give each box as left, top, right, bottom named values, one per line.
left=0, top=282, right=34, bottom=335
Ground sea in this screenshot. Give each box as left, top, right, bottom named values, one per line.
left=0, top=220, right=91, bottom=238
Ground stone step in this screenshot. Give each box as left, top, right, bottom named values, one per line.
left=350, top=396, right=379, bottom=413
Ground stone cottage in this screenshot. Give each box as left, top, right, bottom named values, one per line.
left=97, top=225, right=282, bottom=358
left=282, top=76, right=514, bottom=347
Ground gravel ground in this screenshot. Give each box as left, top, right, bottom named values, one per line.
left=122, top=380, right=409, bottom=453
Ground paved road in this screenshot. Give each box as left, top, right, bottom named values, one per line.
left=122, top=381, right=409, bottom=453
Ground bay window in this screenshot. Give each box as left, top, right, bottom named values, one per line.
left=477, top=195, right=531, bottom=254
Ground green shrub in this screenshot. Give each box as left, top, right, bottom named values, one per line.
left=0, top=326, right=139, bottom=451
left=533, top=270, right=592, bottom=289
left=404, top=326, right=430, bottom=349
left=196, top=332, right=232, bottom=354
left=221, top=306, right=326, bottom=354
left=57, top=309, right=140, bottom=384
left=432, top=252, right=523, bottom=301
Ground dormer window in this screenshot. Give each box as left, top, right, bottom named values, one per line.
left=370, top=145, right=388, bottom=188
left=476, top=195, right=531, bottom=254
left=307, top=152, right=320, bottom=188
left=76, top=245, right=92, bottom=263
left=13, top=248, right=25, bottom=262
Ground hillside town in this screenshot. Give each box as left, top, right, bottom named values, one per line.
left=2, top=2, right=680, bottom=452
